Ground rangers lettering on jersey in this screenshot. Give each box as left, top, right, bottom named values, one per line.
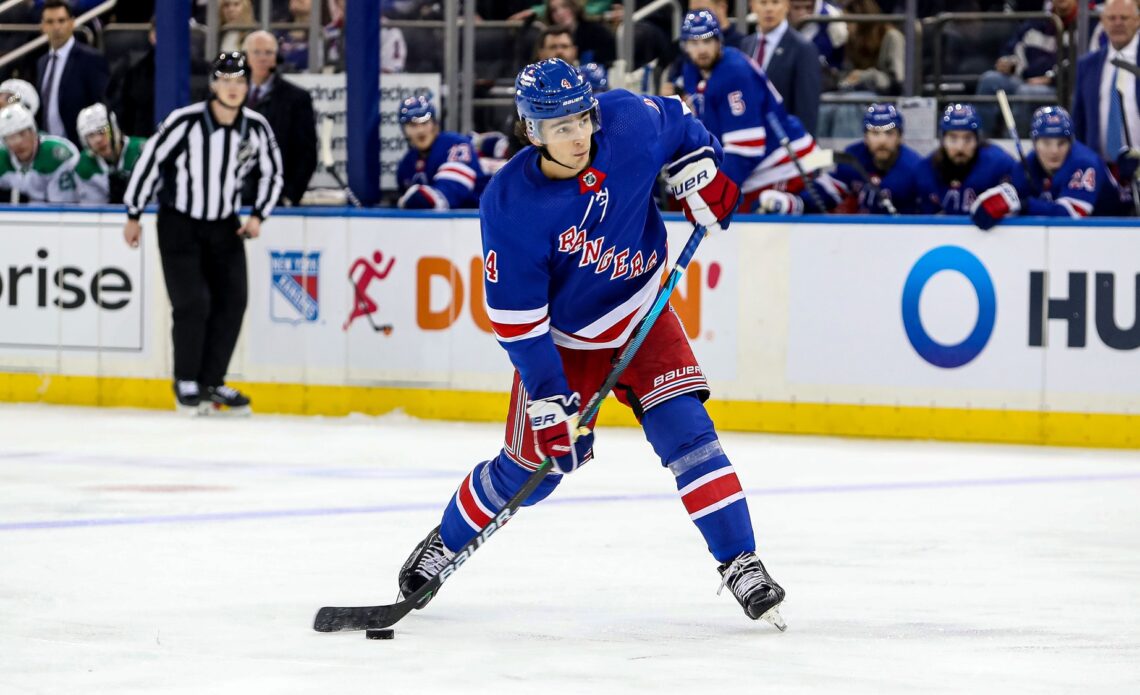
left=479, top=89, right=722, bottom=401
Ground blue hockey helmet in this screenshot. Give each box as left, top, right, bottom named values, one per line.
left=580, top=62, right=609, bottom=92
left=398, top=94, right=436, bottom=125
left=940, top=103, right=980, bottom=134
left=863, top=103, right=903, bottom=132
left=680, top=9, right=722, bottom=42
left=1030, top=105, right=1073, bottom=140
left=515, top=58, right=600, bottom=144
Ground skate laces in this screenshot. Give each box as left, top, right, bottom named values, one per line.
left=416, top=538, right=455, bottom=577
left=176, top=381, right=199, bottom=397
left=213, top=385, right=240, bottom=398
left=717, top=553, right=768, bottom=599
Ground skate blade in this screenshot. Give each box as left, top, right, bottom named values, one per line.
left=176, top=404, right=204, bottom=417
left=201, top=403, right=252, bottom=417
left=760, top=605, right=787, bottom=632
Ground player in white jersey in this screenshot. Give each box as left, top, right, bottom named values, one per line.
left=0, top=103, right=79, bottom=203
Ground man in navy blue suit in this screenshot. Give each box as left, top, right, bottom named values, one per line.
left=741, top=0, right=822, bottom=135
left=36, top=0, right=109, bottom=149
left=1071, top=0, right=1140, bottom=187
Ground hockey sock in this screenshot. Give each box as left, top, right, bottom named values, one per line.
left=642, top=395, right=756, bottom=563
left=438, top=451, right=562, bottom=552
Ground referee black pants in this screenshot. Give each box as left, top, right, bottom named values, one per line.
left=156, top=207, right=248, bottom=388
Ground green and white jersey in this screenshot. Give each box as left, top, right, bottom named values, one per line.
left=0, top=134, right=79, bottom=203
left=74, top=135, right=147, bottom=204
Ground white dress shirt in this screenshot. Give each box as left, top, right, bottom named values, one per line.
left=1099, top=31, right=1140, bottom=159
left=753, top=19, right=789, bottom=73
left=41, top=36, right=74, bottom=139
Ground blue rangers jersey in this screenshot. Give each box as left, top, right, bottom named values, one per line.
left=917, top=143, right=1017, bottom=215
left=480, top=89, right=720, bottom=401
left=1012, top=140, right=1123, bottom=218
left=681, top=46, right=824, bottom=198
left=832, top=141, right=926, bottom=215
left=396, top=130, right=486, bottom=208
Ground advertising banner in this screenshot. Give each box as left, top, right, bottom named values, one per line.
left=0, top=214, right=145, bottom=352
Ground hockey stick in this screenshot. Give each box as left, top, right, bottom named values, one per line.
left=313, top=224, right=710, bottom=633
left=320, top=113, right=363, bottom=208
left=996, top=89, right=1039, bottom=195
left=832, top=151, right=899, bottom=216
left=764, top=112, right=828, bottom=212
left=1106, top=60, right=1140, bottom=215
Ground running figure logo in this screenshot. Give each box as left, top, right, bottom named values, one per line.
left=344, top=251, right=395, bottom=333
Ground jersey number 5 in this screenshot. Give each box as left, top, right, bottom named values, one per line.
left=485, top=250, right=498, bottom=283
left=728, top=91, right=746, bottom=116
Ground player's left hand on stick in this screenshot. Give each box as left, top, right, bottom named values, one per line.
left=666, top=149, right=740, bottom=230
left=970, top=182, right=1020, bottom=231
left=526, top=392, right=594, bottom=474
left=1116, top=147, right=1140, bottom=182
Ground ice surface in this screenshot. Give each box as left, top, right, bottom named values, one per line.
left=2, top=403, right=1139, bottom=694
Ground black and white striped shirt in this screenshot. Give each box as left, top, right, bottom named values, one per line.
left=124, top=101, right=284, bottom=221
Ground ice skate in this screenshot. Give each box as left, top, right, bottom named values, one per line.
left=397, top=526, right=453, bottom=607
left=717, top=552, right=787, bottom=631
left=203, top=385, right=252, bottom=416
left=174, top=380, right=204, bottom=416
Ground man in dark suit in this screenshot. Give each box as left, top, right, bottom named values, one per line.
left=241, top=31, right=317, bottom=207
left=36, top=0, right=109, bottom=148
left=1071, top=0, right=1140, bottom=167
left=741, top=0, right=822, bottom=135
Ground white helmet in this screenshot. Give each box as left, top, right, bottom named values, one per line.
left=0, top=78, right=40, bottom=116
left=0, top=103, right=36, bottom=139
left=77, top=102, right=119, bottom=141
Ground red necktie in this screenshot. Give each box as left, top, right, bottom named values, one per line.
left=755, top=37, right=766, bottom=66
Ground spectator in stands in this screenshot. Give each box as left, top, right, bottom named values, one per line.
left=816, top=0, right=904, bottom=137
left=741, top=0, right=822, bottom=135
left=789, top=0, right=846, bottom=71
left=975, top=0, right=1077, bottom=137
left=396, top=95, right=486, bottom=210
left=0, top=102, right=79, bottom=203
left=36, top=0, right=109, bottom=149
left=278, top=0, right=319, bottom=71
left=241, top=31, right=317, bottom=207
left=513, top=0, right=615, bottom=68
left=915, top=103, right=1017, bottom=215
left=381, top=25, right=407, bottom=74
left=1072, top=0, right=1140, bottom=168
left=73, top=103, right=146, bottom=204
left=535, top=26, right=579, bottom=63
left=220, top=0, right=255, bottom=54
left=0, top=79, right=40, bottom=117
left=108, top=19, right=210, bottom=138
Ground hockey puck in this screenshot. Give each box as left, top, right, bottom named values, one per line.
left=365, top=629, right=395, bottom=640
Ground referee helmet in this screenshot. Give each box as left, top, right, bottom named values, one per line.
left=211, top=51, right=250, bottom=82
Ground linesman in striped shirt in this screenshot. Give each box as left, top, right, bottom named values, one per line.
left=122, top=51, right=284, bottom=415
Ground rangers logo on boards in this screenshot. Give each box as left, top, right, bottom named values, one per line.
left=269, top=250, right=320, bottom=324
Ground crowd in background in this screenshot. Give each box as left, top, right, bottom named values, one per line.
left=385, top=0, right=1140, bottom=225
left=0, top=0, right=320, bottom=206
left=0, top=0, right=1138, bottom=219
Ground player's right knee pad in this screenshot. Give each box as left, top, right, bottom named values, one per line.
left=438, top=451, right=561, bottom=552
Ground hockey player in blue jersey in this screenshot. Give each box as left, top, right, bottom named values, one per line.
left=971, top=106, right=1125, bottom=230
left=678, top=9, right=838, bottom=214
left=395, top=95, right=485, bottom=210
left=396, top=58, right=787, bottom=629
left=830, top=104, right=925, bottom=214
left=916, top=104, right=1017, bottom=215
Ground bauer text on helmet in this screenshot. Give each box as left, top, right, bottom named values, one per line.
left=515, top=58, right=600, bottom=145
